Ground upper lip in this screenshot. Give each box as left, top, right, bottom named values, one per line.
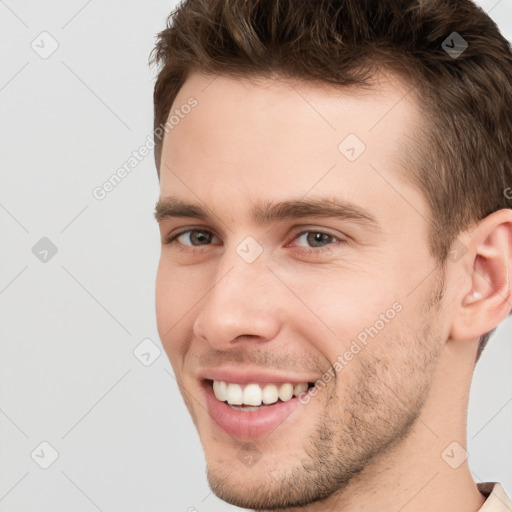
left=197, top=366, right=318, bottom=385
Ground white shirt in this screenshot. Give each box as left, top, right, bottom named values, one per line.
left=477, top=483, right=512, bottom=511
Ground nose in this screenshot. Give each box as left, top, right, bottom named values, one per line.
left=192, top=244, right=282, bottom=351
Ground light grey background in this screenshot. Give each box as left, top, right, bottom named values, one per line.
left=0, top=1, right=511, bottom=511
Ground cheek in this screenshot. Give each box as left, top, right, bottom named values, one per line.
left=155, top=259, right=172, bottom=337
left=155, top=259, right=194, bottom=357
left=290, top=266, right=402, bottom=344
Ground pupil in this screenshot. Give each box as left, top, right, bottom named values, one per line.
left=195, top=232, right=207, bottom=244
left=309, top=232, right=329, bottom=247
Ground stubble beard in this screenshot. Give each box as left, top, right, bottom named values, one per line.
left=206, top=325, right=443, bottom=510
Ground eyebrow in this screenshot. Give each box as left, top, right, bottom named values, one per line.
left=154, top=196, right=380, bottom=231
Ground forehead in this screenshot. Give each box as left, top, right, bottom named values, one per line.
left=158, top=71, right=423, bottom=228
left=165, top=70, right=418, bottom=140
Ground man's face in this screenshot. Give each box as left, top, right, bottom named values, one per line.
left=155, top=72, right=448, bottom=509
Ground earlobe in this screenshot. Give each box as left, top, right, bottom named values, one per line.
left=449, top=209, right=512, bottom=342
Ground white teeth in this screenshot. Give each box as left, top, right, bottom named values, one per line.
left=262, top=384, right=279, bottom=404
left=212, top=380, right=309, bottom=406
left=212, top=380, right=227, bottom=401
left=226, top=383, right=243, bottom=405
left=278, top=383, right=294, bottom=402
left=243, top=383, right=263, bottom=406
left=293, top=382, right=308, bottom=396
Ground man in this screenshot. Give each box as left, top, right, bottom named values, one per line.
left=151, top=0, right=512, bottom=510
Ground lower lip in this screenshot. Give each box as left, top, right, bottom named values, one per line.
left=203, top=382, right=304, bottom=439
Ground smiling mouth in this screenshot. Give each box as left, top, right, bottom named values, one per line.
left=207, top=379, right=315, bottom=410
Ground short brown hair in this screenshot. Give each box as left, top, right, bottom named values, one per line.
left=150, top=0, right=512, bottom=356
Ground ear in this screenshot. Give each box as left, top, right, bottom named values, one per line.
left=450, top=209, right=512, bottom=342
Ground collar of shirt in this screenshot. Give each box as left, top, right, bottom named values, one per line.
left=477, top=483, right=512, bottom=511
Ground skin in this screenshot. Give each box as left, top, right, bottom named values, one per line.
left=155, top=71, right=512, bottom=511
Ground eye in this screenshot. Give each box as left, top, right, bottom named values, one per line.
left=164, top=228, right=219, bottom=247
left=289, top=229, right=347, bottom=254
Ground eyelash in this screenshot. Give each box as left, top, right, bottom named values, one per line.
left=163, top=227, right=347, bottom=255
